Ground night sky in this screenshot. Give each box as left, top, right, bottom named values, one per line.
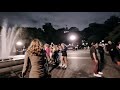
left=0, top=12, right=120, bottom=31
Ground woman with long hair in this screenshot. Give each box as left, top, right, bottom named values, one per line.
left=59, top=43, right=68, bottom=69
left=22, top=39, right=49, bottom=78
left=52, top=45, right=59, bottom=65
left=44, top=44, right=51, bottom=62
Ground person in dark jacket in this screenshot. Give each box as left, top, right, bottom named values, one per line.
left=52, top=45, right=59, bottom=65
left=106, top=41, right=116, bottom=63
left=98, top=43, right=105, bottom=73
left=114, top=42, right=120, bottom=65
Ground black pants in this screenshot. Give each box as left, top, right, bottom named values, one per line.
left=99, top=53, right=105, bottom=72
left=52, top=54, right=59, bottom=63
left=109, top=51, right=115, bottom=63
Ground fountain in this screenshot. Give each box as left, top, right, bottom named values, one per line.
left=0, top=21, right=24, bottom=61
left=0, top=21, right=26, bottom=77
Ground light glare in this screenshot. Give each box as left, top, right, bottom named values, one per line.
left=16, top=41, right=22, bottom=46
left=70, top=35, right=76, bottom=41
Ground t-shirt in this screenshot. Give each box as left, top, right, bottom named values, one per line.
left=90, top=46, right=98, bottom=60
left=98, top=46, right=104, bottom=54
left=45, top=47, right=50, bottom=57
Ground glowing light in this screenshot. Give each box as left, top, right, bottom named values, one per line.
left=70, top=35, right=76, bottom=41
left=16, top=41, right=23, bottom=46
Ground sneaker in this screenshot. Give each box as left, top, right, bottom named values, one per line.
left=62, top=64, right=67, bottom=69
left=62, top=64, right=65, bottom=67
left=93, top=73, right=102, bottom=77
left=64, top=65, right=67, bottom=69
left=59, top=63, right=63, bottom=67
left=98, top=72, right=103, bottom=75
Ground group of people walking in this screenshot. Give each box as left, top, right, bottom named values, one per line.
left=90, top=41, right=120, bottom=77
left=22, top=39, right=68, bottom=78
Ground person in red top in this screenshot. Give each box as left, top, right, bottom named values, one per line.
left=44, top=44, right=51, bottom=62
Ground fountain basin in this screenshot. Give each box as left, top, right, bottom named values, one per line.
left=0, top=55, right=25, bottom=62
left=0, top=64, right=23, bottom=75
left=0, top=59, right=24, bottom=68
left=9, top=55, right=25, bottom=60
left=0, top=58, right=13, bottom=61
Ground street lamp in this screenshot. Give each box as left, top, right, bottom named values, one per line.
left=16, top=41, right=23, bottom=46
left=16, top=41, right=23, bottom=55
left=69, top=35, right=76, bottom=41
left=69, top=34, right=77, bottom=47
left=102, top=40, right=104, bottom=43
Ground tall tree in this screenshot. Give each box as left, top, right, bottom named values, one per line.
left=42, top=23, right=56, bottom=43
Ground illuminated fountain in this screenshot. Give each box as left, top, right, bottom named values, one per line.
left=0, top=21, right=24, bottom=61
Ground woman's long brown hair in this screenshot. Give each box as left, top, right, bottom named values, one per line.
left=27, top=39, right=43, bottom=56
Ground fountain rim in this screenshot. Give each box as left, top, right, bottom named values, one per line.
left=0, top=55, right=25, bottom=61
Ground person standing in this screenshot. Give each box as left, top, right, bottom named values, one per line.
left=90, top=42, right=102, bottom=77
left=44, top=44, right=51, bottom=63
left=22, top=39, right=49, bottom=78
left=58, top=43, right=68, bottom=69
left=106, top=41, right=116, bottom=63
left=60, top=43, right=68, bottom=69
left=114, top=42, right=120, bottom=65
left=57, top=45, right=62, bottom=68
left=52, top=45, right=59, bottom=65
left=98, top=43, right=104, bottom=74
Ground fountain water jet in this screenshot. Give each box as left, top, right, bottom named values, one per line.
left=0, top=21, right=21, bottom=60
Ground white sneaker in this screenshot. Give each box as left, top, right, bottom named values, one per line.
left=62, top=64, right=65, bottom=67
left=93, top=73, right=102, bottom=77
left=64, top=64, right=67, bottom=68
left=98, top=72, right=103, bottom=75
left=59, top=63, right=63, bottom=67
left=62, top=64, right=67, bottom=68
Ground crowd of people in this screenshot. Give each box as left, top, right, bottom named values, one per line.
left=22, top=39, right=68, bottom=78
left=21, top=38, right=120, bottom=78
left=90, top=41, right=120, bottom=77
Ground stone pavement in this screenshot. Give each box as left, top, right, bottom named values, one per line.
left=51, top=50, right=120, bottom=78
left=102, top=54, right=120, bottom=78
left=2, top=49, right=120, bottom=78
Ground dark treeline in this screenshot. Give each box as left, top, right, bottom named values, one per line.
left=81, top=15, right=120, bottom=45
left=17, top=23, right=82, bottom=47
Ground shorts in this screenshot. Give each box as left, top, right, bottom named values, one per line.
left=62, top=52, right=67, bottom=56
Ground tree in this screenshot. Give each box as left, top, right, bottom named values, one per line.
left=17, top=27, right=45, bottom=47
left=69, top=27, right=79, bottom=32
left=105, top=24, right=120, bottom=42
left=81, top=16, right=120, bottom=44
left=104, top=16, right=120, bottom=28
left=42, top=23, right=56, bottom=43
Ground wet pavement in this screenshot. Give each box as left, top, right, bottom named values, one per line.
left=51, top=50, right=120, bottom=78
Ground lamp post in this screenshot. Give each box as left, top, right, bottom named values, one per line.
left=16, top=41, right=23, bottom=55
left=70, top=35, right=76, bottom=41
left=16, top=41, right=23, bottom=46
left=69, top=35, right=77, bottom=47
